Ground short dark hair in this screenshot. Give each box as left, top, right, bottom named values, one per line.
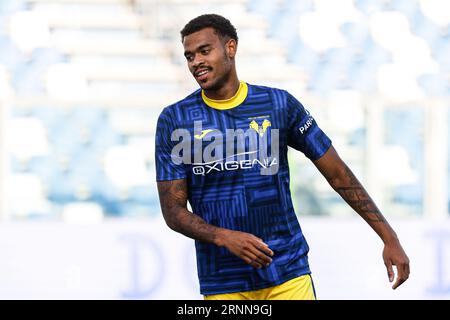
left=180, top=14, right=238, bottom=44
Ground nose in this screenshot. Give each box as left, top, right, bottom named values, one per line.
left=191, top=53, right=204, bottom=69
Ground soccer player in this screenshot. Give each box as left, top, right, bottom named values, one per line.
left=155, top=14, right=410, bottom=300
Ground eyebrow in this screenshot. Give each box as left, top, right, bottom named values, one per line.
left=184, top=44, right=212, bottom=56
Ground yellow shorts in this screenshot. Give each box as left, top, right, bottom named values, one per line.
left=204, top=274, right=316, bottom=300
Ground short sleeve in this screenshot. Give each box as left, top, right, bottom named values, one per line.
left=286, top=92, right=332, bottom=161
left=155, top=110, right=187, bottom=181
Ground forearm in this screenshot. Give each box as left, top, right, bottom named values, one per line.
left=157, top=179, right=226, bottom=246
left=314, top=147, right=409, bottom=288
left=164, top=206, right=225, bottom=245
left=329, top=164, right=399, bottom=244
left=166, top=206, right=274, bottom=269
left=157, top=180, right=273, bottom=269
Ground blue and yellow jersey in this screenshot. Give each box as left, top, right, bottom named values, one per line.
left=155, top=81, right=332, bottom=295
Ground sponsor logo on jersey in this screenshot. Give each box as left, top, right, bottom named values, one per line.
left=170, top=120, right=279, bottom=176
left=194, top=129, right=216, bottom=140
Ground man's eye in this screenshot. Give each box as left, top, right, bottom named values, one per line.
left=201, top=49, right=210, bottom=55
left=186, top=55, right=193, bottom=61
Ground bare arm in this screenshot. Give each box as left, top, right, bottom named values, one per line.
left=313, top=146, right=410, bottom=289
left=157, top=179, right=273, bottom=268
left=157, top=178, right=220, bottom=244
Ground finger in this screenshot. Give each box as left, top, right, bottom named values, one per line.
left=392, top=264, right=402, bottom=289
left=404, top=261, right=410, bottom=277
left=259, top=244, right=274, bottom=257
left=246, top=250, right=271, bottom=267
left=242, top=252, right=263, bottom=269
left=401, top=262, right=410, bottom=279
left=251, top=261, right=263, bottom=269
left=252, top=235, right=274, bottom=256
left=253, top=239, right=274, bottom=257
left=242, top=257, right=262, bottom=269
left=248, top=246, right=273, bottom=265
left=256, top=238, right=269, bottom=246
left=385, top=260, right=394, bottom=283
left=392, top=263, right=409, bottom=290
left=392, top=264, right=409, bottom=290
left=392, top=275, right=406, bottom=290
left=255, top=254, right=272, bottom=266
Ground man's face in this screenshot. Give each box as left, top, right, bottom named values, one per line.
left=183, top=27, right=235, bottom=90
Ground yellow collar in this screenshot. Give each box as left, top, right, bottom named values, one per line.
left=201, top=81, right=248, bottom=110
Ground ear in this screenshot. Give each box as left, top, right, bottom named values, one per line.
left=225, top=39, right=237, bottom=59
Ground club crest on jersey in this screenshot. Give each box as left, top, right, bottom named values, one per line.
left=249, top=119, right=271, bottom=137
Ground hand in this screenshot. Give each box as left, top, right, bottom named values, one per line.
left=382, top=239, right=410, bottom=289
left=215, top=229, right=274, bottom=269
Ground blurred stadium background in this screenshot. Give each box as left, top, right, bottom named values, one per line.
left=0, top=0, right=449, bottom=299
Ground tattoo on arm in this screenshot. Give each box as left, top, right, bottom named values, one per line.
left=157, top=179, right=219, bottom=244
left=334, top=166, right=386, bottom=223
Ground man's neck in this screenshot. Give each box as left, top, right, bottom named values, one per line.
left=203, top=77, right=240, bottom=100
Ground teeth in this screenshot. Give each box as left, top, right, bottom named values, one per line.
left=197, top=70, right=208, bottom=76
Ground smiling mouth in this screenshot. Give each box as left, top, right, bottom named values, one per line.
left=194, top=68, right=211, bottom=80
left=195, top=69, right=208, bottom=76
